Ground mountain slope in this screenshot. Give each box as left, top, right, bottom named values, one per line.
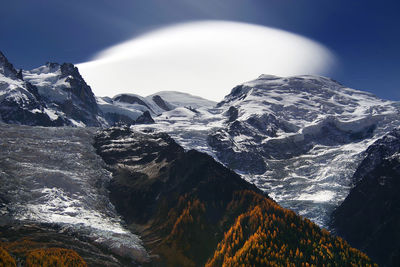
left=97, top=93, right=174, bottom=125
left=0, top=223, right=121, bottom=266
left=149, top=91, right=217, bottom=108
left=136, top=74, right=400, bottom=228
left=0, top=51, right=106, bottom=127
left=0, top=51, right=63, bottom=126
left=94, top=127, right=376, bottom=266
left=1, top=50, right=220, bottom=129
left=23, top=62, right=106, bottom=127
left=1, top=51, right=169, bottom=127
left=1, top=50, right=398, bottom=265
left=0, top=124, right=148, bottom=265
left=332, top=128, right=400, bottom=267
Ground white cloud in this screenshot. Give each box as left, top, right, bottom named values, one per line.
left=77, top=20, right=336, bottom=101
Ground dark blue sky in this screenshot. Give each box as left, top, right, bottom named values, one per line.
left=1, top=0, right=399, bottom=100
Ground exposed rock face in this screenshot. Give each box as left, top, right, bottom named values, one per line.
left=59, top=63, right=100, bottom=115
left=24, top=62, right=104, bottom=127
left=94, top=127, right=375, bottom=267
left=202, top=74, right=400, bottom=227
left=134, top=110, right=155, bottom=124
left=151, top=95, right=171, bottom=111
left=0, top=51, right=61, bottom=126
left=0, top=51, right=21, bottom=79
left=332, top=128, right=400, bottom=267
left=0, top=51, right=159, bottom=127
left=0, top=124, right=148, bottom=265
left=96, top=93, right=176, bottom=126
left=351, top=128, right=400, bottom=184
left=210, top=75, right=398, bottom=175
left=148, top=91, right=217, bottom=109
left=104, top=112, right=137, bottom=126
left=94, top=127, right=259, bottom=225
left=114, top=94, right=153, bottom=110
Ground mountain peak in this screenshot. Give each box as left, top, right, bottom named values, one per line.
left=0, top=51, right=20, bottom=79
left=60, top=62, right=80, bottom=78
left=257, top=74, right=280, bottom=80
left=22, top=61, right=103, bottom=126
left=149, top=91, right=216, bottom=108
left=0, top=51, right=8, bottom=65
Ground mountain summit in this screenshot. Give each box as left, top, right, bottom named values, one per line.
left=1, top=51, right=399, bottom=265
left=135, top=74, right=400, bottom=228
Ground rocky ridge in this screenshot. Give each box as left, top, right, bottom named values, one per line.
left=136, top=74, right=400, bottom=228
left=332, top=128, right=400, bottom=267
left=94, top=127, right=375, bottom=266
left=0, top=51, right=176, bottom=127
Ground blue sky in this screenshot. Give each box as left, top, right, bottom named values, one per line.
left=1, top=0, right=399, bottom=100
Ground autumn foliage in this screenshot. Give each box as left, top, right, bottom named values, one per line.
left=0, top=239, right=86, bottom=267
left=25, top=248, right=87, bottom=267
left=0, top=246, right=16, bottom=267
left=148, top=189, right=376, bottom=267
left=206, top=190, right=376, bottom=267
left=154, top=195, right=209, bottom=267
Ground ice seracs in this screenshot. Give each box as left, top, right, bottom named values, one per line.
left=136, top=74, right=400, bottom=228
left=0, top=124, right=148, bottom=262
left=2, top=48, right=400, bottom=230
left=211, top=75, right=399, bottom=227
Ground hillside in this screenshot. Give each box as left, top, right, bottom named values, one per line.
left=333, top=128, right=400, bottom=266
left=94, top=127, right=375, bottom=266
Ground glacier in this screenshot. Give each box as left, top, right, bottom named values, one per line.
left=0, top=124, right=148, bottom=262
left=134, top=75, right=400, bottom=228
left=2, top=50, right=400, bottom=231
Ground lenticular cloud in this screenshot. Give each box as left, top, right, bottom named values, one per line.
left=77, top=20, right=336, bottom=101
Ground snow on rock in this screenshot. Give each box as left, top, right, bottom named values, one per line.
left=148, top=91, right=217, bottom=109
left=23, top=62, right=105, bottom=127
left=207, top=75, right=400, bottom=228
left=134, top=74, right=400, bottom=229
left=23, top=63, right=70, bottom=103
left=3, top=49, right=400, bottom=231
left=113, top=93, right=167, bottom=115
left=0, top=51, right=59, bottom=126
left=97, top=96, right=143, bottom=123
left=97, top=91, right=215, bottom=126
left=0, top=124, right=148, bottom=262
left=96, top=93, right=168, bottom=125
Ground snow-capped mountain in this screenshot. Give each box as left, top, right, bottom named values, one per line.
left=2, top=50, right=399, bottom=265
left=0, top=123, right=374, bottom=266
left=3, top=49, right=400, bottom=231
left=0, top=51, right=106, bottom=127
left=0, top=51, right=179, bottom=127
left=136, top=74, right=400, bottom=228
left=96, top=93, right=174, bottom=125
left=148, top=91, right=217, bottom=108
left=93, top=126, right=374, bottom=267
left=23, top=62, right=105, bottom=127
left=0, top=51, right=60, bottom=126
left=96, top=91, right=215, bottom=126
